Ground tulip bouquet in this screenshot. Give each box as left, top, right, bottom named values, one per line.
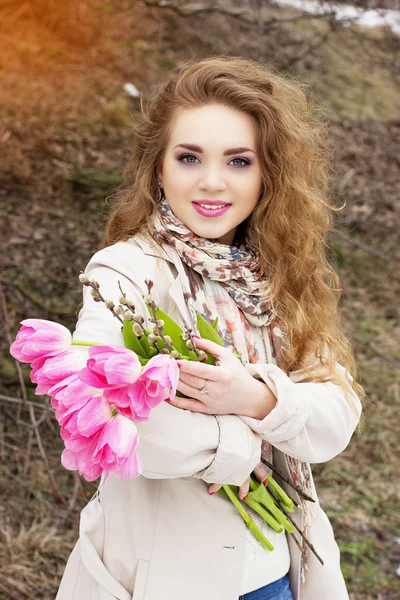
left=9, top=274, right=314, bottom=556
left=9, top=275, right=226, bottom=483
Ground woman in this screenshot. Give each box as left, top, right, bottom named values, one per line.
left=56, top=57, right=363, bottom=600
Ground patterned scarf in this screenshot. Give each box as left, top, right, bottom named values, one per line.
left=153, top=198, right=313, bottom=578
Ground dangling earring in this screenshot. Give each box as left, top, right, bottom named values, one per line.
left=157, top=182, right=165, bottom=202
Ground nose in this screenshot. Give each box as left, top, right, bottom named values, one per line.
left=198, top=165, right=226, bottom=193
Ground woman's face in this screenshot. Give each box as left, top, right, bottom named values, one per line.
left=158, top=103, right=263, bottom=245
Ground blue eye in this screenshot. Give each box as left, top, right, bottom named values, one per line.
left=177, top=154, right=250, bottom=167
left=230, top=157, right=250, bottom=167
left=179, top=154, right=199, bottom=164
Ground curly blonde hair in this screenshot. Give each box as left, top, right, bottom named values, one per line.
left=103, top=56, right=364, bottom=403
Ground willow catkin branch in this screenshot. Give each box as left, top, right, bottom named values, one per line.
left=261, top=459, right=315, bottom=503
left=274, top=495, right=324, bottom=566
left=288, top=530, right=305, bottom=556
left=81, top=275, right=124, bottom=324
left=265, top=480, right=324, bottom=565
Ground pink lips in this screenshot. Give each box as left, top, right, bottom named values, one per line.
left=192, top=201, right=231, bottom=218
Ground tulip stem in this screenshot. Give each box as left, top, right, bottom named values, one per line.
left=71, top=340, right=98, bottom=347
left=222, top=485, right=274, bottom=551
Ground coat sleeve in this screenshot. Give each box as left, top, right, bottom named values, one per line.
left=72, top=246, right=261, bottom=485
left=240, top=360, right=362, bottom=464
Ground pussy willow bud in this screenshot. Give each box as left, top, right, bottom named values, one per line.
left=90, top=289, right=101, bottom=301
left=105, top=300, right=114, bottom=309
left=164, top=335, right=172, bottom=346
left=161, top=348, right=170, bottom=354
left=140, top=316, right=145, bottom=323
left=198, top=350, right=208, bottom=362
left=181, top=331, right=189, bottom=341
left=157, top=319, right=165, bottom=329
left=148, top=334, right=157, bottom=346
left=170, top=350, right=181, bottom=359
left=114, top=306, right=124, bottom=316
left=123, top=312, right=134, bottom=321
left=119, top=295, right=127, bottom=305
left=153, top=326, right=159, bottom=336
left=133, top=322, right=144, bottom=336
left=144, top=295, right=153, bottom=305
left=186, top=340, right=194, bottom=351
left=79, top=273, right=90, bottom=285
left=127, top=301, right=136, bottom=311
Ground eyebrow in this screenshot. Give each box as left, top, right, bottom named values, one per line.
left=173, top=143, right=256, bottom=155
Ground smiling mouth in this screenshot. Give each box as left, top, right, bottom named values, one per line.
left=196, top=203, right=226, bottom=210
left=192, top=201, right=231, bottom=210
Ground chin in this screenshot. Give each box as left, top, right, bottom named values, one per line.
left=192, top=225, right=230, bottom=240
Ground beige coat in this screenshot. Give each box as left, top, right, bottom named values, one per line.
left=56, top=237, right=361, bottom=600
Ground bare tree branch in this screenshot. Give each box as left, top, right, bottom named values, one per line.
left=0, top=393, right=55, bottom=413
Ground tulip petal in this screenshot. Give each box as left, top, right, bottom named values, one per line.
left=77, top=396, right=112, bottom=437
left=104, top=353, right=141, bottom=386
left=10, top=319, right=72, bottom=362
left=61, top=448, right=78, bottom=471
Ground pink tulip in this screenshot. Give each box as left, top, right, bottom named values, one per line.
left=104, top=354, right=179, bottom=422
left=103, top=381, right=148, bottom=421
left=93, top=414, right=142, bottom=479
left=61, top=436, right=104, bottom=482
left=79, top=345, right=142, bottom=389
left=49, top=373, right=95, bottom=411
left=140, top=353, right=179, bottom=403
left=60, top=394, right=112, bottom=439
left=59, top=394, right=114, bottom=482
left=31, top=350, right=87, bottom=395
left=10, top=319, right=72, bottom=363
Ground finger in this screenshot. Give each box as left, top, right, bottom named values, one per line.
left=176, top=359, right=223, bottom=382
left=167, top=395, right=206, bottom=412
left=176, top=380, right=212, bottom=405
left=179, top=372, right=210, bottom=391
left=238, top=476, right=250, bottom=501
left=208, top=483, right=222, bottom=495
left=253, top=461, right=269, bottom=485
left=192, top=337, right=235, bottom=362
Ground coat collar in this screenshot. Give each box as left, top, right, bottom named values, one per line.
left=130, top=235, right=172, bottom=263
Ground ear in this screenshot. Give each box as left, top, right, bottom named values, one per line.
left=155, top=161, right=163, bottom=185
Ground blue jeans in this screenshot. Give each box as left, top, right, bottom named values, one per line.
left=240, top=574, right=294, bottom=600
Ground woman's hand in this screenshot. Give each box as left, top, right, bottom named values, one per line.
left=171, top=337, right=277, bottom=420
left=208, top=461, right=268, bottom=500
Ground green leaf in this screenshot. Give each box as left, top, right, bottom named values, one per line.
left=196, top=313, right=225, bottom=365
left=211, top=317, right=219, bottom=330
left=196, top=313, right=225, bottom=346
left=138, top=355, right=150, bottom=366
left=138, top=332, right=151, bottom=357
left=146, top=347, right=158, bottom=359
left=145, top=302, right=188, bottom=356
left=123, top=321, right=147, bottom=358
left=187, top=350, right=199, bottom=361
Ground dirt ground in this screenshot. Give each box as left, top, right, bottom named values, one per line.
left=1, top=1, right=399, bottom=599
